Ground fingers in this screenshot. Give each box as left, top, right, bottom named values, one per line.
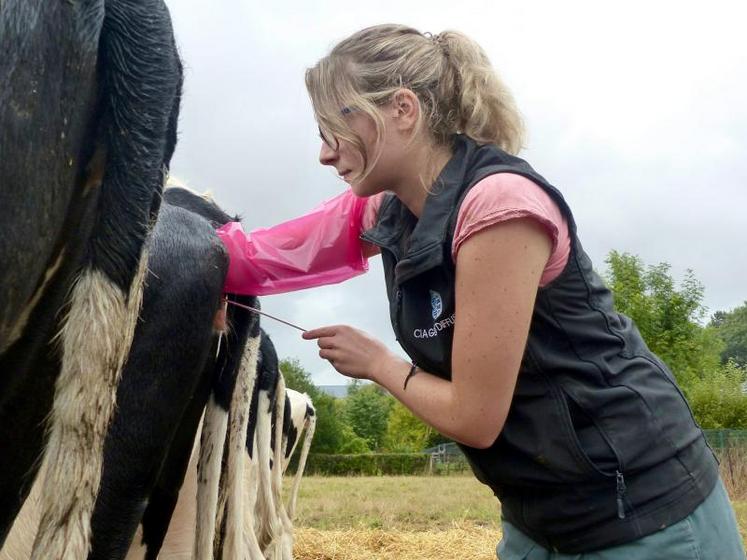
left=318, top=348, right=339, bottom=362
left=317, top=337, right=336, bottom=350
left=302, top=325, right=342, bottom=340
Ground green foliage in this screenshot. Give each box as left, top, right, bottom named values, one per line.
left=280, top=358, right=347, bottom=454
left=343, top=383, right=394, bottom=451
left=307, top=394, right=346, bottom=454
left=383, top=401, right=434, bottom=452
left=688, top=361, right=747, bottom=429
left=337, top=423, right=372, bottom=454
left=604, top=251, right=723, bottom=386
left=711, top=303, right=747, bottom=367
left=280, top=357, right=319, bottom=399
left=304, top=453, right=430, bottom=476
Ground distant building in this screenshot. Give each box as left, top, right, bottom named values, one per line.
left=317, top=385, right=349, bottom=398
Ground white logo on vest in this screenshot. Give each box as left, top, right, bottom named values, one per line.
left=413, top=313, right=456, bottom=339
left=430, top=290, right=443, bottom=320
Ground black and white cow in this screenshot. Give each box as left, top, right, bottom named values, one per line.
left=3, top=319, right=315, bottom=560
left=1, top=186, right=265, bottom=560
left=0, top=2, right=182, bottom=558
left=273, top=389, right=316, bottom=520
left=2, top=181, right=314, bottom=560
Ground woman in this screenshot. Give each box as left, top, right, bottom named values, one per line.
left=217, top=24, right=744, bottom=558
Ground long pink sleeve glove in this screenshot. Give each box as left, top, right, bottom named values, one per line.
left=216, top=190, right=370, bottom=296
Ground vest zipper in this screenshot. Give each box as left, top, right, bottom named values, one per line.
left=559, top=388, right=629, bottom=520
left=616, top=470, right=626, bottom=519
left=394, top=288, right=403, bottom=338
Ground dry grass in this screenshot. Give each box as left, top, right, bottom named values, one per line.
left=289, top=476, right=500, bottom=559
left=289, top=476, right=500, bottom=531
left=294, top=523, right=498, bottom=560
left=719, top=447, right=747, bottom=501
left=287, top=474, right=747, bottom=560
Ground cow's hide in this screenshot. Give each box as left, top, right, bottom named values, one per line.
left=0, top=2, right=183, bottom=558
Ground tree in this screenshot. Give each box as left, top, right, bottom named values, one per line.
left=280, top=357, right=319, bottom=399
left=710, top=303, right=747, bottom=367
left=687, top=361, right=747, bottom=429
left=383, top=401, right=435, bottom=452
left=604, top=251, right=723, bottom=387
left=343, top=383, right=394, bottom=451
left=279, top=357, right=345, bottom=454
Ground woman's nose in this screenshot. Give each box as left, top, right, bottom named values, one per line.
left=319, top=141, right=338, bottom=166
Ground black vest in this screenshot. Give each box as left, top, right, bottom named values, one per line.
left=360, top=135, right=719, bottom=553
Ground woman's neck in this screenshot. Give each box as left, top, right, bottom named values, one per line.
left=392, top=142, right=453, bottom=217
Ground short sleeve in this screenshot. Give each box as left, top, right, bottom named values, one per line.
left=452, top=173, right=571, bottom=287
left=360, top=191, right=386, bottom=258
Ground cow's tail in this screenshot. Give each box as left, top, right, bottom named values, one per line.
left=220, top=334, right=264, bottom=560
left=193, top=395, right=229, bottom=560
left=31, top=256, right=149, bottom=560
left=288, top=404, right=316, bottom=520
left=270, top=374, right=294, bottom=559
left=255, top=386, right=287, bottom=559
left=242, top=442, right=262, bottom=556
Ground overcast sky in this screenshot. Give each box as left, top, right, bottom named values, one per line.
left=166, top=0, right=747, bottom=386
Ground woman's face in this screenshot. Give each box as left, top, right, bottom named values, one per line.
left=318, top=103, right=406, bottom=198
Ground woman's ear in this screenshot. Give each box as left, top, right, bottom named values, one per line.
left=391, top=88, right=420, bottom=130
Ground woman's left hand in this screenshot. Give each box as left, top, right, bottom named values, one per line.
left=302, top=325, right=396, bottom=381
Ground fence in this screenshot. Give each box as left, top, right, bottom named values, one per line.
left=421, top=431, right=747, bottom=474
left=703, top=429, right=747, bottom=451
left=423, top=443, right=470, bottom=475
left=299, top=431, right=747, bottom=477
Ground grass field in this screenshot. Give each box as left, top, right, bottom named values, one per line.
left=288, top=475, right=747, bottom=560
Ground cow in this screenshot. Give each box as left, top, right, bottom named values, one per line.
left=272, top=389, right=316, bottom=520
left=245, top=334, right=317, bottom=559
left=1, top=181, right=316, bottom=560
left=1, top=185, right=265, bottom=560
left=1, top=327, right=315, bottom=560
left=0, top=2, right=182, bottom=558
left=126, top=184, right=300, bottom=560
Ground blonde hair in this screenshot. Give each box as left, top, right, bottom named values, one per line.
left=305, top=24, right=525, bottom=179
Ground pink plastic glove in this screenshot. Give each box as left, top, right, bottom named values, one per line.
left=216, top=190, right=370, bottom=296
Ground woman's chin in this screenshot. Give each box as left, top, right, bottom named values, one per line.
left=350, top=181, right=382, bottom=198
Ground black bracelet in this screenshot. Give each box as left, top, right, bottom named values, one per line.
left=403, top=362, right=418, bottom=390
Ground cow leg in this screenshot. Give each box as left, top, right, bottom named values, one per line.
left=219, top=333, right=263, bottom=560
left=194, top=297, right=258, bottom=560
left=136, top=353, right=215, bottom=560
left=86, top=328, right=217, bottom=560
left=0, top=354, right=56, bottom=547
left=0, top=189, right=102, bottom=545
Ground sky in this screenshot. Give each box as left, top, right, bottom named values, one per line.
left=166, top=0, right=747, bottom=386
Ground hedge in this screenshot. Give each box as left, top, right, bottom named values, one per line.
left=303, top=453, right=431, bottom=476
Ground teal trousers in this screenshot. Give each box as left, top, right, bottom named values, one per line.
left=497, top=479, right=745, bottom=559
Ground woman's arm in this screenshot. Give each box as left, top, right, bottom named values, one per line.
left=303, top=217, right=551, bottom=449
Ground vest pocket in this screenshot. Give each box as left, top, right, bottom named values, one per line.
left=565, top=391, right=622, bottom=473
left=554, top=386, right=622, bottom=479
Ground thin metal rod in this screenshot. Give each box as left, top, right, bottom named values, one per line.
left=224, top=299, right=307, bottom=332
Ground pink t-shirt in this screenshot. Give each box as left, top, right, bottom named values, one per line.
left=362, top=173, right=570, bottom=287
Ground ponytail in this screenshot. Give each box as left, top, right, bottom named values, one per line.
left=437, top=31, right=525, bottom=154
